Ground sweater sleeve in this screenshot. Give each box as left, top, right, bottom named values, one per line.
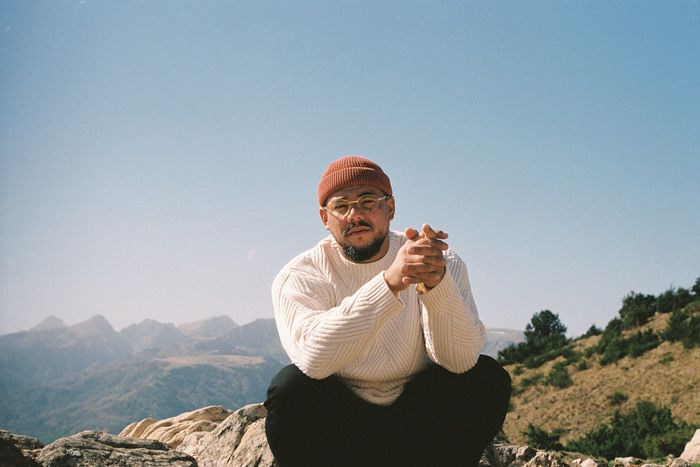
left=272, top=261, right=404, bottom=379
left=418, top=250, right=485, bottom=373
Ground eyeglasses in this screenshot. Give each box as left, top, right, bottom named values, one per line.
left=324, top=194, right=390, bottom=218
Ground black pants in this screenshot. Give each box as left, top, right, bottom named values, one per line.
left=264, top=355, right=511, bottom=467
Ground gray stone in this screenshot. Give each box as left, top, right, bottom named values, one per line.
left=0, top=430, right=43, bottom=467
left=36, top=430, right=197, bottom=466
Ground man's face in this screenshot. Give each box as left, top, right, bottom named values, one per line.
left=319, top=185, right=395, bottom=263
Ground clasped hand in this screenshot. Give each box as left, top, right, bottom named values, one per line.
left=384, top=224, right=448, bottom=294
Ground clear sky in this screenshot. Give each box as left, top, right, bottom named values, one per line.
left=1, top=1, right=698, bottom=337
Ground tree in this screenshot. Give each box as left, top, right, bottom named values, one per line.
left=619, top=292, right=656, bottom=328
left=498, top=310, right=569, bottom=365
left=524, top=310, right=568, bottom=354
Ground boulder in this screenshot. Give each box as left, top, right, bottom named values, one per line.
left=523, top=451, right=570, bottom=467
left=35, top=431, right=197, bottom=467
left=680, top=429, right=700, bottom=463
left=178, top=403, right=276, bottom=467
left=119, top=405, right=232, bottom=448
left=0, top=430, right=43, bottom=467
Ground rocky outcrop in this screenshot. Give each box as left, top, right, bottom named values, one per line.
left=36, top=431, right=197, bottom=466
left=680, top=429, right=700, bottom=463
left=0, top=429, right=43, bottom=467
left=3, top=405, right=698, bottom=467
left=119, top=405, right=233, bottom=448
left=177, top=403, right=275, bottom=467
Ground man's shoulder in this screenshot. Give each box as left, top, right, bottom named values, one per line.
left=277, top=236, right=334, bottom=275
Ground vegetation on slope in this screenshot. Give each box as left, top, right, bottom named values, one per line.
left=499, top=276, right=700, bottom=460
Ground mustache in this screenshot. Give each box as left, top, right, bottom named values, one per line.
left=344, top=221, right=372, bottom=236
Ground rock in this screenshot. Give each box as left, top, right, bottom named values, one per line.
left=680, top=429, right=700, bottom=463
left=178, top=403, right=276, bottom=467
left=0, top=430, right=43, bottom=467
left=523, top=451, right=570, bottom=467
left=119, top=405, right=232, bottom=448
left=614, top=457, right=644, bottom=467
left=665, top=457, right=691, bottom=467
left=35, top=430, right=197, bottom=466
left=570, top=458, right=606, bottom=467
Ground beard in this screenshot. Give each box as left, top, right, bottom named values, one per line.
left=339, top=223, right=388, bottom=262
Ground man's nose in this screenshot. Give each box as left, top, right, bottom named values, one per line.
left=345, top=203, right=364, bottom=222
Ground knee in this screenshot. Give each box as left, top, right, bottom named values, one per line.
left=477, top=355, right=511, bottom=386
left=474, top=355, right=512, bottom=398
left=265, top=364, right=316, bottom=408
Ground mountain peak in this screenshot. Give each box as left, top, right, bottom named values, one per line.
left=178, top=315, right=238, bottom=338
left=29, top=315, right=66, bottom=332
left=70, top=314, right=117, bottom=337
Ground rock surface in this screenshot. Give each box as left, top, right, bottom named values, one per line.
left=36, top=431, right=197, bottom=467
left=680, top=429, right=700, bottom=463
left=119, top=405, right=232, bottom=448
left=3, top=403, right=698, bottom=467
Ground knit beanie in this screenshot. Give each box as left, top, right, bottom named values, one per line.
left=317, top=155, right=392, bottom=206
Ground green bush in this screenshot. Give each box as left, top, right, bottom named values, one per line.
left=662, top=307, right=700, bottom=349
left=498, top=310, right=569, bottom=366
left=524, top=423, right=565, bottom=451
left=619, top=292, right=656, bottom=329
left=607, top=391, right=628, bottom=406
left=657, top=287, right=694, bottom=314
left=547, top=362, right=573, bottom=388
left=568, top=401, right=693, bottom=459
left=626, top=329, right=660, bottom=357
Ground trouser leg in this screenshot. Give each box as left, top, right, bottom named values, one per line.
left=264, top=364, right=395, bottom=467
left=393, top=355, right=512, bottom=467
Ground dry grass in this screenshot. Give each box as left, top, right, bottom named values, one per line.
left=503, top=313, right=700, bottom=445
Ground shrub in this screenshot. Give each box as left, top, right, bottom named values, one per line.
left=568, top=401, right=693, bottom=459
left=657, top=287, right=694, bottom=314
left=519, top=372, right=544, bottom=390
left=580, top=324, right=602, bottom=339
left=626, top=329, right=660, bottom=357
left=662, top=307, right=700, bottom=349
left=547, top=362, right=573, bottom=388
left=619, top=292, right=656, bottom=329
left=524, top=423, right=565, bottom=451
left=607, top=391, right=628, bottom=406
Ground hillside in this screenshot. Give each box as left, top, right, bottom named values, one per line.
left=502, top=305, right=700, bottom=454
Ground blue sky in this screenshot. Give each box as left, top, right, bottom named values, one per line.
left=1, top=1, right=698, bottom=336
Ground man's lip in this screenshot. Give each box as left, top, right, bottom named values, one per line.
left=346, top=227, right=371, bottom=236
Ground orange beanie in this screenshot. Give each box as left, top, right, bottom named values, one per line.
left=317, top=155, right=393, bottom=206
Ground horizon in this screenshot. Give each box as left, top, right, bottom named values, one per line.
left=2, top=2, right=699, bottom=337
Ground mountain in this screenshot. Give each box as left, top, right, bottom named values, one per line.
left=0, top=313, right=523, bottom=443
left=483, top=328, right=524, bottom=357
left=0, top=314, right=132, bottom=385
left=178, top=315, right=238, bottom=338
left=0, top=315, right=288, bottom=443
left=120, top=319, right=186, bottom=353
left=29, top=315, right=66, bottom=332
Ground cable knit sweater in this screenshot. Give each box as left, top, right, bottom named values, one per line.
left=271, top=230, right=486, bottom=405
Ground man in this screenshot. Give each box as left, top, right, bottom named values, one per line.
left=264, top=156, right=511, bottom=467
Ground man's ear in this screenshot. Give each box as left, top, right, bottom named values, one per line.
left=319, top=207, right=330, bottom=230
left=387, top=196, right=396, bottom=221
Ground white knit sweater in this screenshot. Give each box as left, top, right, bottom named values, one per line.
left=271, top=230, right=486, bottom=405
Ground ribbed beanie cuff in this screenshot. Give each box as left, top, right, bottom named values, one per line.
left=317, top=156, right=392, bottom=206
